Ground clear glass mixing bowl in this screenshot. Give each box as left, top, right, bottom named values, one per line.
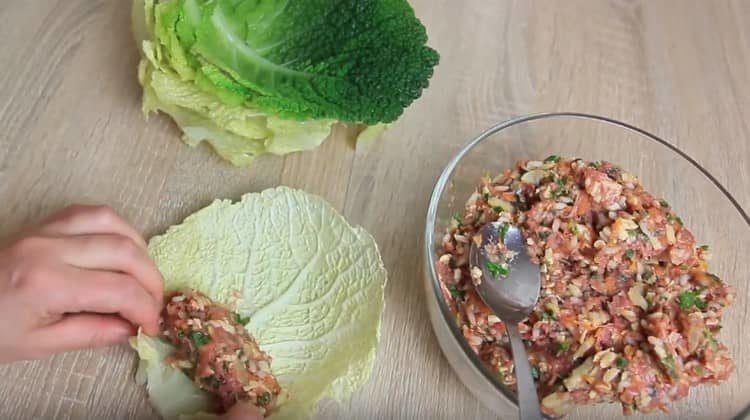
left=423, top=113, right=750, bottom=419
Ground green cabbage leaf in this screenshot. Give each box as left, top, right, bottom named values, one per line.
left=134, top=0, right=334, bottom=166
left=132, top=187, right=387, bottom=419
left=133, top=0, right=437, bottom=165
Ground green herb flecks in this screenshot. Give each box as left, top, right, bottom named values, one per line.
left=544, top=155, right=560, bottom=163
left=695, top=298, right=707, bottom=310
left=666, top=213, right=683, bottom=226
left=616, top=356, right=629, bottom=368
left=662, top=355, right=678, bottom=378
left=557, top=341, right=570, bottom=353
left=551, top=176, right=570, bottom=198
left=448, top=285, right=465, bottom=299
left=677, top=290, right=707, bottom=311
left=487, top=261, right=509, bottom=278
left=530, top=365, right=540, bottom=380
left=625, top=249, right=635, bottom=259
left=190, top=331, right=211, bottom=348
left=257, top=392, right=272, bottom=406
left=234, top=312, right=251, bottom=325
left=499, top=222, right=510, bottom=241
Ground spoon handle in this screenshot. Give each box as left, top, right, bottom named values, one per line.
left=506, top=322, right=544, bottom=420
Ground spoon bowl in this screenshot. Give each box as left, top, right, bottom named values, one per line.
left=469, top=222, right=541, bottom=323
left=469, top=222, right=543, bottom=420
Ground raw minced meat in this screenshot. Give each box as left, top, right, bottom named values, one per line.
left=162, top=289, right=282, bottom=416
left=436, top=157, right=734, bottom=416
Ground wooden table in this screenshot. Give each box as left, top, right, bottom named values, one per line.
left=1, top=1, right=749, bottom=419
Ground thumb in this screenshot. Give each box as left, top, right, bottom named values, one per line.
left=222, top=402, right=264, bottom=420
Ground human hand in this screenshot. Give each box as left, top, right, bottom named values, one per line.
left=0, top=205, right=163, bottom=363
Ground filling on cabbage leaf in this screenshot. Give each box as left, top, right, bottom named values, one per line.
left=131, top=187, right=387, bottom=419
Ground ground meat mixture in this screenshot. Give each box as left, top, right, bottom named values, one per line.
left=436, top=157, right=734, bottom=416
left=162, top=289, right=282, bottom=416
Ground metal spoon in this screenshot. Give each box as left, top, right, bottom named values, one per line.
left=469, top=222, right=543, bottom=420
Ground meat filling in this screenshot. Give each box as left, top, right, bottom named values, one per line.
left=162, top=289, right=282, bottom=416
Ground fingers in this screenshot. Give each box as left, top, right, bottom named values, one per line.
left=32, top=205, right=163, bottom=302
left=45, top=267, right=161, bottom=335
left=55, top=234, right=163, bottom=302
left=29, top=313, right=135, bottom=356
left=38, top=205, right=148, bottom=250
left=222, top=402, right=264, bottom=420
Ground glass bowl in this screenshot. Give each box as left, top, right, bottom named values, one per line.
left=423, top=113, right=750, bottom=419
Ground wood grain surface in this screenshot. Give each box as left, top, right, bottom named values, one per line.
left=1, top=0, right=749, bottom=419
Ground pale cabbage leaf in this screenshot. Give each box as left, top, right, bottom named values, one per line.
left=133, top=187, right=387, bottom=419
left=130, top=333, right=215, bottom=419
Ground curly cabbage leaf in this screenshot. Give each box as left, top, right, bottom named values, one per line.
left=172, top=0, right=439, bottom=124
left=133, top=0, right=437, bottom=165
left=134, top=0, right=334, bottom=166
left=135, top=187, right=387, bottom=419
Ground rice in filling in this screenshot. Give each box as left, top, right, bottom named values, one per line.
left=162, top=289, right=282, bottom=416
left=435, top=157, right=734, bottom=416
